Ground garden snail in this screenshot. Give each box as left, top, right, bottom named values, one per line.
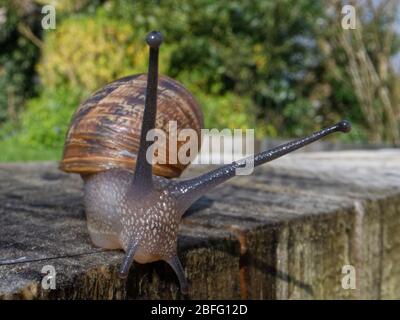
left=59, top=31, right=351, bottom=295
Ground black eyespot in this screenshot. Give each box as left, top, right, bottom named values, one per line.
left=337, top=120, right=351, bottom=133
left=146, top=31, right=163, bottom=48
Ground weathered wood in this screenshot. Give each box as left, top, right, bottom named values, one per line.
left=0, top=150, right=399, bottom=299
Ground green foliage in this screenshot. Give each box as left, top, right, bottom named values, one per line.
left=0, top=0, right=399, bottom=162
left=0, top=8, right=173, bottom=161
left=0, top=1, right=40, bottom=123
left=98, top=0, right=330, bottom=135
left=35, top=0, right=101, bottom=15
left=199, top=92, right=257, bottom=131
left=37, top=11, right=171, bottom=93
left=15, top=85, right=82, bottom=149
left=0, top=138, right=60, bottom=162
left=0, top=84, right=82, bottom=160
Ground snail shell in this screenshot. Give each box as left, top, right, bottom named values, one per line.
left=60, top=74, right=204, bottom=178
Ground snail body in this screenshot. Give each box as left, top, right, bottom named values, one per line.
left=84, top=169, right=178, bottom=261
left=60, top=31, right=351, bottom=295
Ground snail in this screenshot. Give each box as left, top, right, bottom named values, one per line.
left=59, top=31, right=351, bottom=295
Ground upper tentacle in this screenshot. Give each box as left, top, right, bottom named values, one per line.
left=132, top=31, right=163, bottom=192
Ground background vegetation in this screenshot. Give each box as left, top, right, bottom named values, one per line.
left=0, top=0, right=399, bottom=161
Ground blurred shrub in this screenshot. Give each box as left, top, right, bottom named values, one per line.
left=178, top=70, right=267, bottom=138
left=16, top=85, right=82, bottom=149
left=38, top=11, right=170, bottom=93
left=35, top=0, right=100, bottom=14
left=2, top=0, right=398, bottom=163
left=0, top=0, right=40, bottom=123
left=0, top=84, right=82, bottom=161
left=5, top=9, right=173, bottom=155
left=101, top=0, right=330, bottom=136
left=199, top=92, right=257, bottom=131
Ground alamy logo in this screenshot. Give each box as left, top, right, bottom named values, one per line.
left=41, top=265, right=56, bottom=290
left=145, top=121, right=255, bottom=175
left=41, top=5, right=56, bottom=30
left=341, top=5, right=356, bottom=30
left=341, top=264, right=356, bottom=290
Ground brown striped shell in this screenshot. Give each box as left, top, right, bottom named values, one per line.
left=59, top=74, right=204, bottom=178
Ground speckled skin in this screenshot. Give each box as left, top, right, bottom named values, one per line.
left=84, top=168, right=181, bottom=264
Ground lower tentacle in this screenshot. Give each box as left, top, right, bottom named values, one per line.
left=119, top=239, right=139, bottom=278
left=166, top=255, right=189, bottom=295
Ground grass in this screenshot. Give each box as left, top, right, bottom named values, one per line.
left=0, top=139, right=61, bottom=162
